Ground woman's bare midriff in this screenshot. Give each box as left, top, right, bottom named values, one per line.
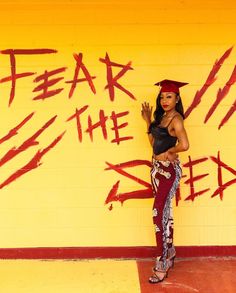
left=153, top=153, right=166, bottom=161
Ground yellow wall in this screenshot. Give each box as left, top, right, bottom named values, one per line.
left=0, top=0, right=235, bottom=248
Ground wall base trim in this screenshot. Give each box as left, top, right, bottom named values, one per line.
left=0, top=246, right=235, bottom=259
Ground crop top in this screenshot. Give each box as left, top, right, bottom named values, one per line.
left=150, top=116, right=178, bottom=155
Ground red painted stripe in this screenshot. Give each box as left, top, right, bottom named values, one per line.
left=0, top=246, right=235, bottom=259
left=176, top=246, right=236, bottom=257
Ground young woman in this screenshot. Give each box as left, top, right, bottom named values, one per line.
left=141, top=79, right=189, bottom=284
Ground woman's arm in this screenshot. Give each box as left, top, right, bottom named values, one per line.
left=147, top=131, right=154, bottom=146
left=141, top=102, right=154, bottom=146
left=165, top=116, right=189, bottom=160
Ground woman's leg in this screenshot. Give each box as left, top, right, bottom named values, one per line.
left=167, top=162, right=182, bottom=261
left=150, top=160, right=182, bottom=270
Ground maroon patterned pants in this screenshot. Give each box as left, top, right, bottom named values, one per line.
left=150, top=158, right=182, bottom=269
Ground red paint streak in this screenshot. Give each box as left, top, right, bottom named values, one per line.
left=99, top=53, right=136, bottom=101
left=0, top=112, right=35, bottom=145
left=185, top=46, right=233, bottom=118
left=66, top=53, right=96, bottom=98
left=175, top=187, right=181, bottom=206
left=0, top=56, right=34, bottom=106
left=0, top=131, right=65, bottom=189
left=0, top=116, right=57, bottom=167
left=110, top=110, right=133, bottom=144
left=183, top=156, right=210, bottom=201
left=0, top=49, right=57, bottom=107
left=183, top=157, right=208, bottom=168
left=218, top=98, right=236, bottom=129
left=184, top=173, right=209, bottom=184
left=105, top=161, right=151, bottom=188
left=33, top=67, right=66, bottom=100
left=105, top=180, right=120, bottom=204
left=0, top=73, right=35, bottom=83
left=66, top=106, right=89, bottom=142
left=0, top=49, right=57, bottom=54
left=104, top=160, right=153, bottom=205
left=106, top=185, right=153, bottom=205
left=210, top=151, right=236, bottom=200
left=107, top=159, right=152, bottom=169
left=205, top=65, right=236, bottom=124
left=116, top=189, right=153, bottom=204
left=86, top=110, right=108, bottom=141
left=184, top=188, right=210, bottom=201
left=175, top=174, right=187, bottom=206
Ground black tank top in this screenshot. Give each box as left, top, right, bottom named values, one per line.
left=150, top=116, right=178, bottom=155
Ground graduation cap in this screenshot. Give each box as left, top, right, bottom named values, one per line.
left=155, top=79, right=188, bottom=93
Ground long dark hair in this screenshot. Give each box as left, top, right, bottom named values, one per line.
left=149, top=92, right=185, bottom=131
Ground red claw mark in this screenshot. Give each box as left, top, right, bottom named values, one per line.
left=33, top=67, right=66, bottom=100
left=66, top=53, right=96, bottom=98
left=185, top=46, right=233, bottom=118
left=0, top=131, right=65, bottom=189
left=0, top=49, right=57, bottom=106
left=210, top=151, right=236, bottom=200
left=0, top=116, right=57, bottom=167
left=104, top=160, right=153, bottom=206
left=99, top=53, right=136, bottom=101
left=218, top=98, right=236, bottom=129
left=204, top=65, right=236, bottom=124
left=183, top=156, right=210, bottom=202
left=0, top=112, right=35, bottom=145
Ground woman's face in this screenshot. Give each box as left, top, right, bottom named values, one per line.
left=159, top=92, right=178, bottom=111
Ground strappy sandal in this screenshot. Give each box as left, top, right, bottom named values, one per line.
left=167, top=247, right=176, bottom=268
left=152, top=258, right=173, bottom=272
left=168, top=254, right=176, bottom=268
left=150, top=259, right=169, bottom=283
left=149, top=270, right=168, bottom=284
left=153, top=248, right=176, bottom=272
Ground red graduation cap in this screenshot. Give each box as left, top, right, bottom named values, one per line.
left=155, top=79, right=188, bottom=93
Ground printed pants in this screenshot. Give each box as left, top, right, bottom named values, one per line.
left=150, top=158, right=182, bottom=269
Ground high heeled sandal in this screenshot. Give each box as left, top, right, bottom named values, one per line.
left=169, top=255, right=176, bottom=268
left=153, top=257, right=173, bottom=272
left=149, top=270, right=168, bottom=284
left=167, top=247, right=176, bottom=268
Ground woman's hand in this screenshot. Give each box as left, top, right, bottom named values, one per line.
left=164, top=150, right=179, bottom=162
left=141, top=102, right=153, bottom=124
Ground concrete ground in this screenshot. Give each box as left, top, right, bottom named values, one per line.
left=0, top=257, right=235, bottom=293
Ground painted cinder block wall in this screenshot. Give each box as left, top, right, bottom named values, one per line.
left=0, top=0, right=235, bottom=255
